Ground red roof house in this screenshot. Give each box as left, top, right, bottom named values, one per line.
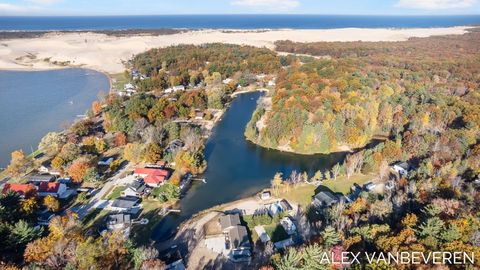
left=134, top=167, right=170, bottom=187
left=38, top=182, right=68, bottom=198
left=134, top=168, right=170, bottom=177
left=144, top=174, right=167, bottom=187
left=2, top=183, right=36, bottom=198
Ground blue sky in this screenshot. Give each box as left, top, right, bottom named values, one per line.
left=0, top=0, right=479, bottom=16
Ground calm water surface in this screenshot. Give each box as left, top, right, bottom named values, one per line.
left=152, top=92, right=346, bottom=241
left=1, top=15, right=480, bottom=30
left=0, top=69, right=110, bottom=167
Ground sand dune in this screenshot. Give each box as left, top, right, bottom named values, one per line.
left=0, top=27, right=471, bottom=74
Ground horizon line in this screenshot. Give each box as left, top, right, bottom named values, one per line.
left=1, top=13, right=480, bottom=17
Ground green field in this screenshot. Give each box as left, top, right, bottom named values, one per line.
left=105, top=186, right=126, bottom=200
left=277, top=173, right=375, bottom=207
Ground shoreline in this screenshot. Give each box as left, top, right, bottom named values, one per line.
left=0, top=26, right=473, bottom=74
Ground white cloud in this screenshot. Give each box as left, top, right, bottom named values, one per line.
left=0, top=3, right=35, bottom=13
left=396, top=0, right=476, bottom=10
left=27, top=0, right=62, bottom=5
left=231, top=0, right=299, bottom=11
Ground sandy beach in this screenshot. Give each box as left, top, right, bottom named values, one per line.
left=0, top=26, right=471, bottom=74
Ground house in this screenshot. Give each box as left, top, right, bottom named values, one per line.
left=166, top=139, right=184, bottom=153
left=173, top=85, right=185, bottom=91
left=134, top=168, right=170, bottom=178
left=312, top=191, right=339, bottom=211
left=265, top=200, right=292, bottom=216
left=254, top=225, right=271, bottom=243
left=219, top=213, right=241, bottom=232
left=363, top=182, right=377, bottom=191
left=267, top=80, right=276, bottom=87
left=2, top=183, right=36, bottom=198
left=194, top=111, right=205, bottom=120
left=37, top=182, right=69, bottom=198
left=227, top=225, right=252, bottom=262
left=38, top=211, right=55, bottom=226
left=280, top=217, right=297, bottom=235
left=27, top=174, right=55, bottom=185
left=98, top=157, right=114, bottom=166
left=107, top=213, right=131, bottom=230
left=392, top=162, right=410, bottom=176
left=39, top=161, right=61, bottom=175
left=122, top=180, right=148, bottom=197
left=134, top=167, right=170, bottom=187
left=109, top=196, right=141, bottom=213
left=260, top=191, right=271, bottom=200
left=165, top=85, right=185, bottom=93
left=124, top=83, right=135, bottom=91
left=346, top=183, right=363, bottom=203
left=222, top=78, right=233, bottom=84
left=145, top=160, right=166, bottom=169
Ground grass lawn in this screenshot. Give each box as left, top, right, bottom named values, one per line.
left=277, top=173, right=375, bottom=207
left=322, top=173, right=373, bottom=194
left=110, top=73, right=128, bottom=91
left=82, top=209, right=110, bottom=232
left=277, top=184, right=316, bottom=208
left=264, top=223, right=289, bottom=242
left=131, top=199, right=164, bottom=245
left=105, top=186, right=126, bottom=200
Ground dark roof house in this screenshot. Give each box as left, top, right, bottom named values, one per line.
left=313, top=191, right=339, bottom=209
left=219, top=213, right=241, bottom=231
left=110, top=196, right=140, bottom=212
left=107, top=213, right=131, bottom=230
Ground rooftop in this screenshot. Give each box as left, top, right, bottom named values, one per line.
left=111, top=196, right=139, bottom=209
left=219, top=213, right=241, bottom=230
left=228, top=225, right=251, bottom=250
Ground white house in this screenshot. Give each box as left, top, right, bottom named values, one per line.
left=392, top=162, right=410, bottom=176
left=222, top=78, right=233, bottom=84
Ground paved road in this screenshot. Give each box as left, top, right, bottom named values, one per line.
left=71, top=164, right=136, bottom=218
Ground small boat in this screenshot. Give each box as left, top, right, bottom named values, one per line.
left=68, top=100, right=74, bottom=105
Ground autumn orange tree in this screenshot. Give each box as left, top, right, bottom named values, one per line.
left=67, top=156, right=94, bottom=183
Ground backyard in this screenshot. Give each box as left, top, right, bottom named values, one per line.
left=277, top=173, right=375, bottom=207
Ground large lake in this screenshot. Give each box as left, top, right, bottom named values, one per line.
left=0, top=69, right=110, bottom=167
left=152, top=92, right=346, bottom=241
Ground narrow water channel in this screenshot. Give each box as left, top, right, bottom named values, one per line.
left=151, top=91, right=346, bottom=241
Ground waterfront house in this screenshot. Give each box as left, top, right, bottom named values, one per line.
left=134, top=168, right=170, bottom=178
left=260, top=191, right=271, bottom=200
left=134, top=167, right=170, bottom=187
left=145, top=160, right=166, bottom=169
left=144, top=174, right=167, bottom=187
left=219, top=213, right=241, bottom=232
left=109, top=196, right=141, bottom=214
left=39, top=161, right=61, bottom=175
left=2, top=183, right=36, bottom=198
left=107, top=213, right=131, bottom=230
left=363, top=182, right=377, bottom=191
left=227, top=225, right=252, bottom=262
left=122, top=180, right=148, bottom=197
left=345, top=183, right=363, bottom=203
left=37, top=182, right=69, bottom=198
left=312, top=191, right=339, bottom=212
left=222, top=78, right=233, bottom=84
left=194, top=111, right=205, bottom=120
